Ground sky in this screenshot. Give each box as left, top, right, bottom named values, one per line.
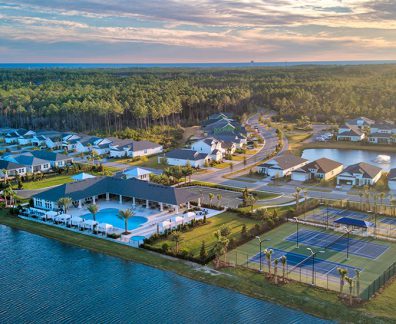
left=0, top=0, right=395, bottom=63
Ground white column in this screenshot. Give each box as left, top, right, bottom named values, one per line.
left=78, top=200, right=82, bottom=208
left=187, top=201, right=190, bottom=209
left=119, top=195, right=123, bottom=204
left=175, top=205, right=179, bottom=214
left=146, top=200, right=149, bottom=208
left=92, top=196, right=96, bottom=204
left=132, top=197, right=136, bottom=205
left=197, top=198, right=201, bottom=207
left=106, top=192, right=109, bottom=201
left=160, top=202, right=164, bottom=211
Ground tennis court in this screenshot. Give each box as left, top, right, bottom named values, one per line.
left=380, top=217, right=396, bottom=226
left=250, top=248, right=361, bottom=278
left=306, top=207, right=369, bottom=223
left=285, top=229, right=389, bottom=259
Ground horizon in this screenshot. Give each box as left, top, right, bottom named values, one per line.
left=1, top=0, right=395, bottom=62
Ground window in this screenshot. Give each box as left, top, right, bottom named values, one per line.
left=45, top=201, right=52, bottom=209
left=43, top=164, right=49, bottom=169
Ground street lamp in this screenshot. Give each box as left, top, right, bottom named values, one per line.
left=256, top=236, right=270, bottom=272
left=307, top=248, right=325, bottom=285
left=341, top=226, right=352, bottom=260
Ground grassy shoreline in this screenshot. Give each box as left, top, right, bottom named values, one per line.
left=0, top=211, right=394, bottom=323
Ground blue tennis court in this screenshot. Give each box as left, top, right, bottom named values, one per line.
left=285, top=229, right=389, bottom=259
left=309, top=207, right=368, bottom=223
left=380, top=217, right=396, bottom=226
left=250, top=248, right=361, bottom=278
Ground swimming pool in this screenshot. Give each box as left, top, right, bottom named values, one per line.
left=82, top=208, right=148, bottom=230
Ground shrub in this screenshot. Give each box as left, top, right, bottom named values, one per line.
left=162, top=243, right=169, bottom=252
left=107, top=233, right=121, bottom=239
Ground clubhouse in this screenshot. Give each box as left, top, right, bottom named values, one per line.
left=32, top=176, right=200, bottom=213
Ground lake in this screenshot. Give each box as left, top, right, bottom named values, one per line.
left=0, top=225, right=330, bottom=323
left=302, top=148, right=396, bottom=171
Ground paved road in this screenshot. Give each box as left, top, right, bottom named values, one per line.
left=192, top=111, right=281, bottom=183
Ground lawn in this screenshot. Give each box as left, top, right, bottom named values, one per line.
left=0, top=209, right=394, bottom=322
left=147, top=211, right=259, bottom=256
left=212, top=162, right=232, bottom=169
left=15, top=175, right=74, bottom=190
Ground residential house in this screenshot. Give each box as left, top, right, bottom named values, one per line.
left=368, top=132, right=394, bottom=144
left=336, top=162, right=382, bottom=186
left=337, top=125, right=365, bottom=142
left=190, top=137, right=223, bottom=162
left=61, top=133, right=81, bottom=151
left=0, top=160, right=27, bottom=178
left=120, top=167, right=162, bottom=181
left=4, top=129, right=31, bottom=144
left=370, top=123, right=396, bottom=134
left=346, top=117, right=375, bottom=129
left=17, top=132, right=36, bottom=146
left=257, top=153, right=309, bottom=177
left=109, top=139, right=163, bottom=158
left=160, top=149, right=209, bottom=168
left=291, top=158, right=343, bottom=182
left=31, top=130, right=63, bottom=148
left=30, top=151, right=73, bottom=168
left=216, top=134, right=247, bottom=149
left=388, top=168, right=396, bottom=191
left=3, top=153, right=52, bottom=173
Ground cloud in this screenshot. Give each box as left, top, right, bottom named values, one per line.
left=0, top=0, right=395, bottom=62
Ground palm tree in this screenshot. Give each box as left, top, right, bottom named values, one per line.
left=345, top=276, right=354, bottom=305
left=264, top=248, right=273, bottom=275
left=170, top=231, right=183, bottom=253
left=208, top=193, right=214, bottom=206
left=274, top=258, right=279, bottom=284
left=2, top=169, right=8, bottom=184
left=294, top=187, right=302, bottom=212
left=212, top=230, right=229, bottom=268
left=355, top=269, right=361, bottom=296
left=358, top=192, right=363, bottom=210
left=57, top=197, right=72, bottom=213
left=87, top=204, right=99, bottom=222
left=281, top=255, right=287, bottom=281
left=117, top=208, right=134, bottom=234
left=216, top=194, right=222, bottom=207
left=337, top=267, right=348, bottom=295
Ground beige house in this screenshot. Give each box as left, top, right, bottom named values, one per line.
left=291, top=158, right=343, bottom=182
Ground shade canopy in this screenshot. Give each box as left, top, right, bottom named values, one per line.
left=334, top=217, right=373, bottom=228
left=71, top=173, right=96, bottom=181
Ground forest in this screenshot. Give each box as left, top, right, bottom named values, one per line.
left=0, top=64, right=395, bottom=135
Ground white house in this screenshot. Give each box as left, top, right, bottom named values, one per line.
left=121, top=167, right=161, bottom=181
left=161, top=149, right=209, bottom=168
left=257, top=153, right=309, bottom=177
left=291, top=158, right=343, bottom=182
left=368, top=132, right=394, bottom=144
left=191, top=137, right=223, bottom=162
left=0, top=160, right=27, bottom=178
left=109, top=139, right=163, bottom=158
left=336, top=162, right=382, bottom=186
left=388, top=168, right=396, bottom=191
left=3, top=153, right=52, bottom=173
left=337, top=125, right=365, bottom=142
left=30, top=151, right=73, bottom=168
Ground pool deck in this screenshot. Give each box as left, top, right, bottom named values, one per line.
left=67, top=199, right=223, bottom=241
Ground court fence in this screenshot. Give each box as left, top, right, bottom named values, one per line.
left=359, top=261, right=396, bottom=300
left=221, top=250, right=360, bottom=296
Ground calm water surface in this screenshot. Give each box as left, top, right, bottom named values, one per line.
left=0, top=225, right=331, bottom=323
left=302, top=148, right=396, bottom=171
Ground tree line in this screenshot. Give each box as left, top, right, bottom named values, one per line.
left=0, top=64, right=395, bottom=134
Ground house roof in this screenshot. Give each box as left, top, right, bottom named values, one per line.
left=346, top=117, right=375, bottom=126
left=372, top=123, right=395, bottom=130
left=338, top=125, right=363, bottom=137
left=301, top=158, right=343, bottom=174
left=11, top=154, right=50, bottom=166
left=165, top=149, right=208, bottom=161
left=368, top=132, right=393, bottom=138
left=259, top=153, right=308, bottom=170
left=0, top=159, right=25, bottom=170
left=31, top=151, right=70, bottom=161
left=341, top=162, right=382, bottom=179
left=388, top=168, right=396, bottom=181
left=33, top=176, right=199, bottom=205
